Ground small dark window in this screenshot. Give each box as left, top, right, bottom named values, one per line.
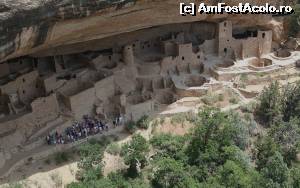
left=227, top=39, right=229, bottom=42
left=22, top=78, right=25, bottom=83
left=22, top=90, right=26, bottom=94
left=108, top=56, right=112, bottom=60
left=142, top=46, right=144, bottom=49
left=262, top=33, right=265, bottom=38
left=197, top=55, right=200, bottom=59
left=147, top=44, right=150, bottom=48
left=133, top=44, right=136, bottom=47
left=34, top=59, right=38, bottom=67
left=224, top=22, right=227, bottom=27
left=119, top=58, right=123, bottom=62
left=182, top=56, right=185, bottom=60
left=224, top=48, right=227, bottom=53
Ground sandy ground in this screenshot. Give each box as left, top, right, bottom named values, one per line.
left=0, top=162, right=78, bottom=188
left=153, top=117, right=193, bottom=136
left=103, top=152, right=127, bottom=176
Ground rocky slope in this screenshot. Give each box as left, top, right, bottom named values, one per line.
left=0, top=0, right=295, bottom=62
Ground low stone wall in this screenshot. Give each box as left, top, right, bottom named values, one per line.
left=238, top=88, right=258, bottom=98
left=175, top=87, right=208, bottom=98
left=125, top=100, right=154, bottom=121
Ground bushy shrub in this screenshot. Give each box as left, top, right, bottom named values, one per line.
left=290, top=166, right=300, bottom=188
left=136, top=115, right=150, bottom=129
left=256, top=81, right=300, bottom=126
left=5, top=182, right=24, bottom=188
left=229, top=97, right=238, bottom=104
left=240, top=102, right=256, bottom=113
left=99, top=136, right=113, bottom=146
left=151, top=158, right=199, bottom=188
left=121, top=134, right=150, bottom=177
left=106, top=143, right=121, bottom=155
left=255, top=81, right=282, bottom=126
left=54, top=152, right=70, bottom=165
left=170, top=113, right=187, bottom=125
left=185, top=111, right=198, bottom=123
left=218, top=94, right=224, bottom=101
left=201, top=93, right=218, bottom=105
left=159, top=117, right=165, bottom=125
left=240, top=74, right=248, bottom=83
left=78, top=142, right=105, bottom=170
left=150, top=133, right=187, bottom=161
left=125, top=121, right=137, bottom=134
left=44, top=158, right=51, bottom=165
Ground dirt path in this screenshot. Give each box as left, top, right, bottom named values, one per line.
left=0, top=126, right=125, bottom=181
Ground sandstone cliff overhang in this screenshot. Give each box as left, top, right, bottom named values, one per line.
left=0, top=0, right=290, bottom=63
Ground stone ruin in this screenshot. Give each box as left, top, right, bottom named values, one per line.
left=0, top=21, right=274, bottom=122
left=0, top=20, right=299, bottom=172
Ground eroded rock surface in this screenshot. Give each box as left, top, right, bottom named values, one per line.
left=0, top=0, right=294, bottom=62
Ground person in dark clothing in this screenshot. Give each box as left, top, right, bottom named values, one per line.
left=46, top=134, right=51, bottom=145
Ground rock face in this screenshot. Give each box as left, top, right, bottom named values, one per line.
left=0, top=152, right=5, bottom=168
left=0, top=0, right=293, bottom=62
left=285, top=37, right=299, bottom=49
left=296, top=59, right=300, bottom=67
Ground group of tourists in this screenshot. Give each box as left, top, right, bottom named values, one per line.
left=46, top=115, right=111, bottom=145
left=113, top=115, right=125, bottom=127
left=46, top=131, right=65, bottom=145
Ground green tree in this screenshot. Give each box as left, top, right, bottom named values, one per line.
left=281, top=82, right=300, bottom=121
left=152, top=158, right=199, bottom=188
left=261, top=152, right=289, bottom=186
left=187, top=108, right=249, bottom=168
left=127, top=178, right=151, bottom=188
left=184, top=107, right=252, bottom=183
left=108, top=170, right=131, bottom=188
left=121, top=134, right=150, bottom=177
left=223, top=111, right=250, bottom=150
left=290, top=166, right=300, bottom=188
left=255, top=136, right=279, bottom=170
left=255, top=81, right=282, bottom=126
left=269, top=118, right=300, bottom=165
left=150, top=133, right=187, bottom=161
left=221, top=145, right=251, bottom=169
left=215, top=160, right=263, bottom=188
left=108, top=170, right=151, bottom=188
left=80, top=167, right=102, bottom=183
left=76, top=141, right=105, bottom=182
left=67, top=178, right=114, bottom=188
left=78, top=142, right=105, bottom=170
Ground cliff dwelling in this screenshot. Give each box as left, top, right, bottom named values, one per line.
left=0, top=19, right=300, bottom=172
left=0, top=0, right=300, bottom=186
